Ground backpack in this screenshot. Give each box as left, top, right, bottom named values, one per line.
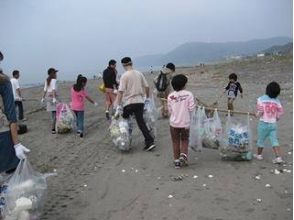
left=155, top=71, right=168, bottom=92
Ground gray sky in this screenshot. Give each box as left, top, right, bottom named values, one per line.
left=0, top=0, right=292, bottom=84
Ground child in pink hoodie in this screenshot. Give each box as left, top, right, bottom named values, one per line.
left=168, top=74, right=196, bottom=168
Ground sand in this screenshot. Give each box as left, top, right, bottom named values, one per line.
left=17, top=55, right=292, bottom=220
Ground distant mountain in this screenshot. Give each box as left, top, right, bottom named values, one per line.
left=262, top=42, right=293, bottom=56
left=134, top=37, right=292, bottom=67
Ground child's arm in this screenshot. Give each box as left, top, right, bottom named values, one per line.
left=224, top=83, right=230, bottom=93
left=188, top=94, right=196, bottom=112
left=256, top=99, right=263, bottom=118
left=86, top=95, right=97, bottom=106
left=276, top=102, right=284, bottom=120
left=238, top=83, right=243, bottom=98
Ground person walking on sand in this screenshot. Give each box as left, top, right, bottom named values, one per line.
left=0, top=55, right=30, bottom=175
left=10, top=70, right=26, bottom=121
left=41, top=68, right=59, bottom=134
left=167, top=74, right=196, bottom=168
left=103, top=59, right=119, bottom=120
left=115, top=57, right=155, bottom=151
left=71, top=75, right=97, bottom=138
left=154, top=63, right=175, bottom=118
left=254, top=81, right=284, bottom=164
left=224, top=73, right=243, bottom=113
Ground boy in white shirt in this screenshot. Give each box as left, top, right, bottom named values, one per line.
left=10, top=70, right=25, bottom=121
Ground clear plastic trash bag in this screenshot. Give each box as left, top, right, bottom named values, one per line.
left=56, top=103, right=75, bottom=134
left=189, top=107, right=223, bottom=152
left=1, top=159, right=55, bottom=220
left=201, top=109, right=223, bottom=150
left=220, top=112, right=253, bottom=161
left=143, top=96, right=159, bottom=139
left=109, top=118, right=131, bottom=151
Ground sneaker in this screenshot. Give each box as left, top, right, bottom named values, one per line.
left=105, top=111, right=110, bottom=120
left=253, top=154, right=263, bottom=160
left=179, top=153, right=188, bottom=166
left=174, top=159, right=181, bottom=169
left=51, top=129, right=56, bottom=134
left=144, top=143, right=156, bottom=151
left=272, top=157, right=284, bottom=164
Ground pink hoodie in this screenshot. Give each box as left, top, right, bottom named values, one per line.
left=168, top=90, right=196, bottom=128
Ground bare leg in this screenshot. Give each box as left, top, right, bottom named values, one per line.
left=272, top=146, right=282, bottom=157
left=257, top=147, right=263, bottom=155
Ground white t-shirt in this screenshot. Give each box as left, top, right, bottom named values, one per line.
left=10, top=78, right=21, bottom=101
left=44, top=79, right=57, bottom=93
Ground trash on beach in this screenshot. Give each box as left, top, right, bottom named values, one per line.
left=83, top=184, right=87, bottom=188
left=255, top=175, right=261, bottom=180
left=193, top=175, right=198, bottom=179
left=208, top=175, right=214, bottom=178
left=283, top=169, right=291, bottom=173
left=168, top=195, right=173, bottom=199
left=256, top=198, right=262, bottom=203
left=121, top=169, right=126, bottom=173
left=1, top=159, right=54, bottom=219
left=288, top=152, right=292, bottom=155
left=202, top=184, right=207, bottom=187
left=171, top=176, right=183, bottom=181
left=109, top=118, right=131, bottom=151
left=265, top=184, right=271, bottom=188
left=274, top=169, right=280, bottom=175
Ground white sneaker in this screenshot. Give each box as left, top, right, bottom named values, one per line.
left=272, top=157, right=284, bottom=164
left=253, top=154, right=263, bottom=160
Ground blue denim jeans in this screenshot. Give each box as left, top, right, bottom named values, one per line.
left=74, top=111, right=84, bottom=133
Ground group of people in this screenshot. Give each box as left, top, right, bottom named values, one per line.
left=0, top=50, right=285, bottom=177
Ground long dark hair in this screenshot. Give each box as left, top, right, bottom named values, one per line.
left=73, top=75, right=87, bottom=92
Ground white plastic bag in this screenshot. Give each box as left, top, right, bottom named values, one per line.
left=143, top=96, right=158, bottom=139
left=220, top=113, right=253, bottom=161
left=2, top=159, right=54, bottom=219
left=109, top=118, right=131, bottom=151
left=56, top=103, right=75, bottom=133
left=189, top=107, right=205, bottom=152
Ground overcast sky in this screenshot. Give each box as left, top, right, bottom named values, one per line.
left=0, top=0, right=292, bottom=84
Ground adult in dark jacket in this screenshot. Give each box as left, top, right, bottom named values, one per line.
left=103, top=59, right=119, bottom=120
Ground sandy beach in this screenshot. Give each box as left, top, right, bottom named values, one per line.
left=19, top=55, right=292, bottom=220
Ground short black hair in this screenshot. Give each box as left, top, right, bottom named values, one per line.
left=266, top=81, right=280, bottom=98
left=171, top=74, right=188, bottom=91
left=166, top=63, right=175, bottom=72
left=121, top=57, right=132, bottom=66
left=229, top=73, right=237, bottom=81
left=109, top=59, right=116, bottom=66
left=12, top=70, right=19, bottom=77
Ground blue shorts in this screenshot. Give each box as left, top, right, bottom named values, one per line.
left=257, top=121, right=279, bottom=148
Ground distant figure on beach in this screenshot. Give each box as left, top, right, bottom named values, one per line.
left=41, top=68, right=59, bottom=134
left=10, top=70, right=26, bottom=121
left=224, top=73, right=243, bottom=113
left=154, top=63, right=175, bottom=118
left=254, top=81, right=284, bottom=164
left=103, top=59, right=119, bottom=120
left=71, top=75, right=97, bottom=138
left=115, top=57, right=155, bottom=151
left=167, top=74, right=196, bottom=168
left=0, top=55, right=30, bottom=174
